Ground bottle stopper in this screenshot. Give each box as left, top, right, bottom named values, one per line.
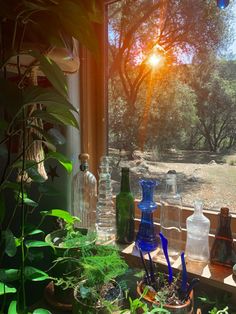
left=79, top=153, right=89, bottom=161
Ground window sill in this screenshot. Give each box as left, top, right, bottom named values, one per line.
left=120, top=242, right=236, bottom=296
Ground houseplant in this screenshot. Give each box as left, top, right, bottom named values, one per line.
left=43, top=209, right=96, bottom=308
left=135, top=234, right=197, bottom=314
left=0, top=1, right=101, bottom=313
left=51, top=244, right=128, bottom=314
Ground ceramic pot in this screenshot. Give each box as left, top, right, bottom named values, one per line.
left=72, top=280, right=122, bottom=314
left=137, top=280, right=194, bottom=314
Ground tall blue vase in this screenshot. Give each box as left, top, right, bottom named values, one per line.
left=135, top=179, right=158, bottom=252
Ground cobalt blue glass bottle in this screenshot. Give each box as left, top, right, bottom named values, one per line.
left=135, top=179, right=158, bottom=252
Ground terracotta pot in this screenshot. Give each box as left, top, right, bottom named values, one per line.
left=137, top=280, right=194, bottom=314
left=72, top=280, right=122, bottom=314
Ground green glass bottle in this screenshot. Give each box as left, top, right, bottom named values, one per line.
left=116, top=167, right=135, bottom=244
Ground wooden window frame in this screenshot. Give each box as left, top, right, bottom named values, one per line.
left=79, top=2, right=236, bottom=293
left=79, top=0, right=236, bottom=232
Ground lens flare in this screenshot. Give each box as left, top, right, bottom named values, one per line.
left=147, top=53, right=162, bottom=68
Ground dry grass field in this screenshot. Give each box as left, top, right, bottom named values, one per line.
left=109, top=149, right=236, bottom=213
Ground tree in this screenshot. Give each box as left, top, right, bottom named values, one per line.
left=188, top=57, right=236, bottom=152
left=108, top=0, right=232, bottom=151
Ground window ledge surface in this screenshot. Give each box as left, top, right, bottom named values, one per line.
left=121, top=243, right=236, bottom=295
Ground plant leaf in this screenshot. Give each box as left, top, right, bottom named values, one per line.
left=17, top=192, right=38, bottom=207
left=8, top=300, right=17, bottom=314
left=33, top=309, right=52, bottom=314
left=28, top=229, right=44, bottom=236
left=32, top=109, right=79, bottom=129
left=23, top=86, right=76, bottom=112
left=24, top=266, right=49, bottom=281
left=26, top=164, right=48, bottom=183
left=54, top=0, right=99, bottom=56
left=0, top=181, right=20, bottom=191
left=40, top=209, right=75, bottom=224
left=0, top=282, right=17, bottom=295
left=46, top=151, right=72, bottom=173
left=29, top=51, right=68, bottom=98
left=25, top=240, right=52, bottom=248
left=3, top=229, right=17, bottom=257
left=0, top=269, right=20, bottom=283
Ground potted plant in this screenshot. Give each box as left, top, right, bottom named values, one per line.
left=51, top=244, right=128, bottom=314
left=42, top=209, right=96, bottom=309
left=135, top=233, right=198, bottom=314
left=0, top=1, right=101, bottom=312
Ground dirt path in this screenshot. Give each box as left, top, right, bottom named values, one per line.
left=110, top=149, right=236, bottom=213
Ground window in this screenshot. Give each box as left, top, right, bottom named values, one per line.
left=106, top=0, right=236, bottom=218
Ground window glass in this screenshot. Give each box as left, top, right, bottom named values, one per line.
left=107, top=0, right=236, bottom=212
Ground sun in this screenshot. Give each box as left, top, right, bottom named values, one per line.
left=147, top=53, right=163, bottom=68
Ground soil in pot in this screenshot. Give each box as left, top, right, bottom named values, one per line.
left=72, top=280, right=122, bottom=314
left=137, top=279, right=194, bottom=314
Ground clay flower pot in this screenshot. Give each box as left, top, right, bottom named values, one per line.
left=137, top=280, right=194, bottom=314
left=72, top=280, right=122, bottom=314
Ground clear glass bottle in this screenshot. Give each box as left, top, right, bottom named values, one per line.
left=96, top=156, right=116, bottom=243
left=185, top=200, right=210, bottom=262
left=71, top=153, right=97, bottom=231
left=160, top=170, right=182, bottom=256
left=210, top=207, right=236, bottom=267
left=116, top=167, right=135, bottom=244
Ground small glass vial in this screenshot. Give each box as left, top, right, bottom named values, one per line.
left=160, top=170, right=182, bottom=256
left=96, top=156, right=116, bottom=243
left=71, top=153, right=97, bottom=231
left=186, top=200, right=210, bottom=262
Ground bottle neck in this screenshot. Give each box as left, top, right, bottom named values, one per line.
left=80, top=162, right=88, bottom=172
left=193, top=200, right=203, bottom=215
left=216, top=214, right=232, bottom=239
left=165, top=180, right=177, bottom=194
left=120, top=172, right=131, bottom=192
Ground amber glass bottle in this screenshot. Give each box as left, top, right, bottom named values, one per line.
left=210, top=207, right=236, bottom=267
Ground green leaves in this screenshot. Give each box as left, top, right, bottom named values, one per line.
left=8, top=300, right=17, bottom=314
left=30, top=52, right=68, bottom=98
left=33, top=309, right=52, bottom=314
left=0, top=282, right=16, bottom=295
left=46, top=151, right=73, bottom=173
left=3, top=229, right=17, bottom=257
left=0, top=269, right=20, bottom=283
left=41, top=209, right=77, bottom=225
left=17, top=192, right=38, bottom=207
left=24, top=266, right=49, bottom=281
left=23, top=86, right=76, bottom=112
left=25, top=240, right=52, bottom=249
left=53, top=0, right=100, bottom=57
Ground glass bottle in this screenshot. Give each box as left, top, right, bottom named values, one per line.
left=135, top=179, right=158, bottom=252
left=96, top=156, right=116, bottom=243
left=160, top=170, right=182, bottom=257
left=185, top=200, right=210, bottom=262
left=210, top=207, right=236, bottom=267
left=116, top=167, right=135, bottom=244
left=71, top=153, right=97, bottom=231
